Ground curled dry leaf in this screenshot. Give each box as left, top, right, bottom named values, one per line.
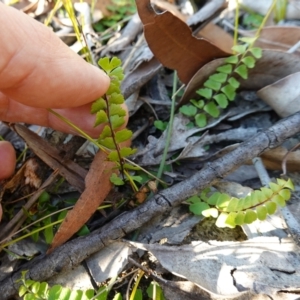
left=152, top=0, right=187, bottom=22
left=135, top=0, right=230, bottom=84
left=243, top=26, right=300, bottom=55
left=180, top=50, right=300, bottom=106
left=0, top=158, right=40, bottom=218
left=257, top=71, right=300, bottom=118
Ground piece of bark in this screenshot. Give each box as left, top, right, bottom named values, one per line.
left=1, top=111, right=300, bottom=299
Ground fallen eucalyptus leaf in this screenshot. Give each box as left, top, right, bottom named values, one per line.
left=135, top=0, right=229, bottom=84
left=48, top=150, right=116, bottom=252
left=257, top=71, right=300, bottom=117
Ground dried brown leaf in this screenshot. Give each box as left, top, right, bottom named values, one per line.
left=135, top=0, right=230, bottom=84
left=198, top=22, right=233, bottom=53
left=257, top=71, right=300, bottom=117
left=48, top=151, right=116, bottom=252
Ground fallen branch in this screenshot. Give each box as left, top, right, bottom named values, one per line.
left=1, top=111, right=300, bottom=299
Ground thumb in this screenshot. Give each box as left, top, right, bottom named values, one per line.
left=0, top=141, right=16, bottom=181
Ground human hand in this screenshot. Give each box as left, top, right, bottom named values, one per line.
left=0, top=3, right=115, bottom=181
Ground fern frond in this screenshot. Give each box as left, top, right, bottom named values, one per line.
left=188, top=178, right=294, bottom=228
left=92, top=57, right=136, bottom=185
left=17, top=270, right=106, bottom=300
left=180, top=39, right=262, bottom=128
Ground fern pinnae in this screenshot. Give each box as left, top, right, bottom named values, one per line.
left=92, top=57, right=136, bottom=185
left=188, top=178, right=294, bottom=228
left=181, top=1, right=277, bottom=128
left=18, top=270, right=103, bottom=300
left=180, top=38, right=262, bottom=128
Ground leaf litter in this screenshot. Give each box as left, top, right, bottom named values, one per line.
left=3, top=1, right=300, bottom=300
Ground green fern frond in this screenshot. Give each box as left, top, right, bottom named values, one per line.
left=188, top=178, right=294, bottom=228
left=181, top=39, right=262, bottom=127
left=92, top=57, right=136, bottom=185
left=17, top=271, right=107, bottom=300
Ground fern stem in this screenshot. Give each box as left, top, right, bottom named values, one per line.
left=233, top=0, right=239, bottom=49
left=48, top=109, right=167, bottom=185
left=253, top=0, right=277, bottom=43
left=124, top=169, right=138, bottom=192
left=104, top=94, right=126, bottom=179
left=156, top=72, right=184, bottom=183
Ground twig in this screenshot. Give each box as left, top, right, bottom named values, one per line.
left=252, top=157, right=271, bottom=187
